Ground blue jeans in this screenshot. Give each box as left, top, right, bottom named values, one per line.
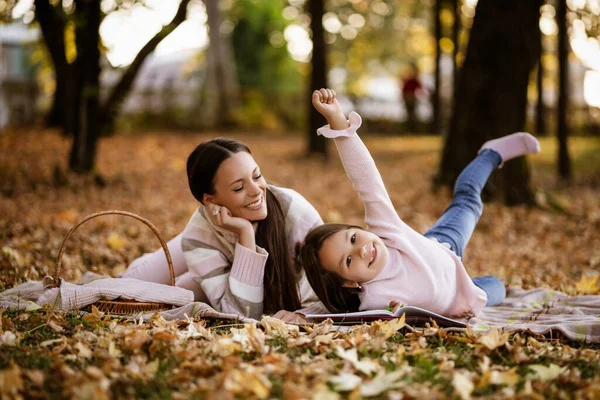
left=424, top=149, right=506, bottom=307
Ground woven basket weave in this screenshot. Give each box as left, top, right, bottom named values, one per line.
left=51, top=210, right=176, bottom=315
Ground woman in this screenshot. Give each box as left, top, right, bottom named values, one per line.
left=123, top=138, right=327, bottom=320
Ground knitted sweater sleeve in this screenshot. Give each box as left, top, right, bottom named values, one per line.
left=317, top=112, right=409, bottom=239
left=181, top=216, right=268, bottom=319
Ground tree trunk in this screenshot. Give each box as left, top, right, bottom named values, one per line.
left=307, top=0, right=328, bottom=157
left=557, top=0, right=572, bottom=180
left=202, top=0, right=240, bottom=129
left=432, top=0, right=442, bottom=134
left=46, top=76, right=66, bottom=129
left=34, top=0, right=71, bottom=132
left=437, top=0, right=541, bottom=205
left=535, top=50, right=546, bottom=136
left=69, top=0, right=101, bottom=173
left=99, top=0, right=191, bottom=134
left=452, top=0, right=461, bottom=95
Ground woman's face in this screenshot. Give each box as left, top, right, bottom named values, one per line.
left=204, top=152, right=268, bottom=221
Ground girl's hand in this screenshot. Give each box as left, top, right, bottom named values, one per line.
left=389, top=300, right=403, bottom=314
left=312, top=88, right=349, bottom=130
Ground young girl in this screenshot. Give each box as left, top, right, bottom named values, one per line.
left=299, top=88, right=540, bottom=317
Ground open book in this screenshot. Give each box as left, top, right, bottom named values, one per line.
left=304, top=305, right=467, bottom=328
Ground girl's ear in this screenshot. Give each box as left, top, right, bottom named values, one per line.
left=341, top=280, right=360, bottom=289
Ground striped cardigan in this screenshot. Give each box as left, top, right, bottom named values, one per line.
left=181, top=185, right=328, bottom=319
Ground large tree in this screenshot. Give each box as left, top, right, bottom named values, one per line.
left=556, top=0, right=572, bottom=180
left=33, top=0, right=191, bottom=173
left=437, top=0, right=542, bottom=205
left=307, top=0, right=328, bottom=157
left=201, top=0, right=239, bottom=129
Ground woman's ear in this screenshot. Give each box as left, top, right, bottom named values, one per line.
left=202, top=194, right=214, bottom=205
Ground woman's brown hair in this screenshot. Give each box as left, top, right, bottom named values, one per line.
left=187, top=138, right=301, bottom=314
left=297, top=224, right=361, bottom=313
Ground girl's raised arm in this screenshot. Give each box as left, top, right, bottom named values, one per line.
left=312, top=89, right=411, bottom=240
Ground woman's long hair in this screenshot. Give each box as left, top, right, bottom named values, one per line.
left=297, top=224, right=361, bottom=313
left=187, top=138, right=301, bottom=314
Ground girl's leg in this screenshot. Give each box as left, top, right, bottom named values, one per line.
left=472, top=275, right=506, bottom=306
left=424, top=149, right=501, bottom=257
left=424, top=132, right=540, bottom=257
left=121, top=233, right=189, bottom=283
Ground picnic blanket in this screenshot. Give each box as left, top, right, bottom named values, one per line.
left=0, top=272, right=253, bottom=323
left=466, top=287, right=600, bottom=343
left=1, top=275, right=599, bottom=342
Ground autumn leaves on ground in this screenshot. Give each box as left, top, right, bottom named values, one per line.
left=1, top=130, right=600, bottom=399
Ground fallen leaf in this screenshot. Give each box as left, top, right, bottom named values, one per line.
left=477, top=367, right=520, bottom=388
left=575, top=273, right=599, bottom=294
left=224, top=368, right=272, bottom=399
left=107, top=233, right=127, bottom=250
left=0, top=331, right=19, bottom=346
left=335, top=346, right=380, bottom=375
left=528, top=364, right=567, bottom=382
left=360, top=370, right=404, bottom=397
left=477, top=328, right=510, bottom=351
left=328, top=373, right=362, bottom=392
left=75, top=342, right=93, bottom=359
left=0, top=363, right=23, bottom=396
left=452, top=370, right=474, bottom=400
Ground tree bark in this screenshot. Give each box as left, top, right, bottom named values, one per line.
left=451, top=0, right=461, bottom=95
left=535, top=50, right=546, bottom=136
left=34, top=0, right=72, bottom=133
left=35, top=0, right=190, bottom=173
left=69, top=0, right=101, bottom=173
left=307, top=0, right=328, bottom=157
left=202, top=0, right=240, bottom=129
left=557, top=0, right=572, bottom=180
left=432, top=0, right=442, bottom=134
left=437, top=0, right=541, bottom=205
left=99, top=0, right=191, bottom=134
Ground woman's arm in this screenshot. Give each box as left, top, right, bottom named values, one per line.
left=182, top=210, right=269, bottom=319
left=312, top=89, right=410, bottom=239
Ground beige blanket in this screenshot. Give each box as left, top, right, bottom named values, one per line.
left=2, top=275, right=598, bottom=342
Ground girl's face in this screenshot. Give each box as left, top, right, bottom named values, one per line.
left=204, top=152, right=268, bottom=221
left=318, top=228, right=389, bottom=286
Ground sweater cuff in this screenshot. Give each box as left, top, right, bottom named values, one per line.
left=229, top=242, right=268, bottom=286
left=295, top=301, right=330, bottom=317
left=317, top=111, right=362, bottom=138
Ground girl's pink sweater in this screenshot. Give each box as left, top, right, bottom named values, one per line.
left=317, top=112, right=488, bottom=317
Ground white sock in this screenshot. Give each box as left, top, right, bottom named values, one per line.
left=480, top=132, right=540, bottom=163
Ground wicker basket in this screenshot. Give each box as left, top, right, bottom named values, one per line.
left=50, top=210, right=176, bottom=315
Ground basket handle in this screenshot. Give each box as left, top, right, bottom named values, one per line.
left=53, top=210, right=175, bottom=287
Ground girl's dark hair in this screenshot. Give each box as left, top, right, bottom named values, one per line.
left=187, top=137, right=301, bottom=314
left=297, top=224, right=361, bottom=313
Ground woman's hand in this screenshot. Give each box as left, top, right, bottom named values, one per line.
left=311, top=88, right=349, bottom=130
left=272, top=310, right=308, bottom=325
left=207, top=201, right=256, bottom=250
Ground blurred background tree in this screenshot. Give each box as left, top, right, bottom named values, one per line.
left=1, top=0, right=599, bottom=200
left=437, top=0, right=542, bottom=205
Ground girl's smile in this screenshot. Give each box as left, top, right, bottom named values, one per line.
left=318, top=228, right=389, bottom=286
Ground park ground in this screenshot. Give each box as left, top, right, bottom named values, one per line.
left=0, top=129, right=599, bottom=398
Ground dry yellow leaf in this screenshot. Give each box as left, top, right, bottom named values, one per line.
left=452, top=370, right=474, bottom=400
left=107, top=233, right=127, bottom=250
left=477, top=367, right=520, bottom=388
left=527, top=364, right=567, bottom=382
left=477, top=328, right=510, bottom=351
left=575, top=273, right=600, bottom=294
